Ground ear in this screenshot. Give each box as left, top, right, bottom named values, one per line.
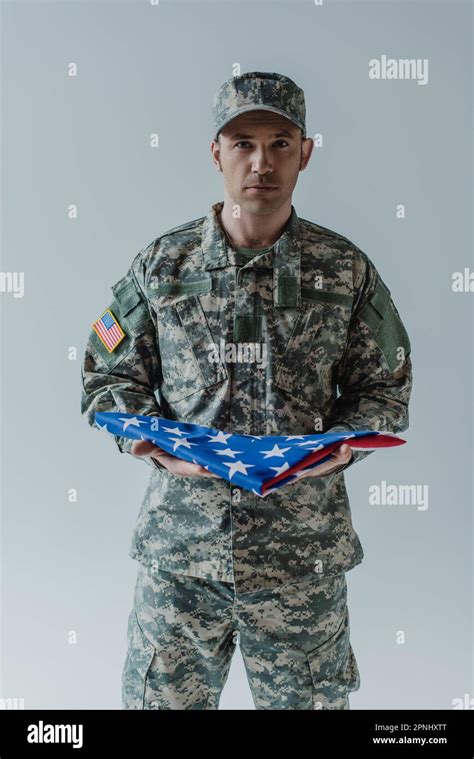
left=210, top=139, right=222, bottom=172
left=300, top=137, right=314, bottom=171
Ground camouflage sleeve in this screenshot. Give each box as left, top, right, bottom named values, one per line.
left=80, top=257, right=164, bottom=469
left=326, top=248, right=413, bottom=472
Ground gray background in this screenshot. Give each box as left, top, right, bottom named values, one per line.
left=1, top=0, right=472, bottom=709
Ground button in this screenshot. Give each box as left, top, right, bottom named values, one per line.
left=313, top=560, right=323, bottom=574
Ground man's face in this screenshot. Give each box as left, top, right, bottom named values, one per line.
left=211, top=110, right=313, bottom=216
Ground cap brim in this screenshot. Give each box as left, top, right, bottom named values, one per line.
left=214, top=105, right=304, bottom=139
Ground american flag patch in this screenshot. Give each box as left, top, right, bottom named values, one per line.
left=92, top=309, right=125, bottom=352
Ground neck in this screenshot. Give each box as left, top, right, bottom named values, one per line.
left=218, top=189, right=293, bottom=249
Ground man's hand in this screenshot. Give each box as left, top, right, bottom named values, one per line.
left=130, top=439, right=220, bottom=477
left=295, top=444, right=353, bottom=480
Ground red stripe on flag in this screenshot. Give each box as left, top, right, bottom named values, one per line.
left=262, top=435, right=406, bottom=493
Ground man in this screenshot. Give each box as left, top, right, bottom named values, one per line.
left=81, top=71, right=413, bottom=710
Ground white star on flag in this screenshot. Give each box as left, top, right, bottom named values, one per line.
left=163, top=425, right=186, bottom=436
left=223, top=460, right=255, bottom=478
left=269, top=461, right=291, bottom=476
left=93, top=412, right=406, bottom=497
left=207, top=431, right=233, bottom=444
left=213, top=447, right=244, bottom=458
left=119, top=416, right=145, bottom=431
left=297, top=438, right=325, bottom=447
left=169, top=436, right=196, bottom=451
left=261, top=444, right=291, bottom=459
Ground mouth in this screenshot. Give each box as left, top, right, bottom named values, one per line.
left=245, top=186, right=278, bottom=193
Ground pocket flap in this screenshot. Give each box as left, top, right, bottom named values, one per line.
left=174, top=296, right=228, bottom=388
left=300, top=288, right=353, bottom=309
left=369, top=278, right=391, bottom=318
left=112, top=276, right=142, bottom=316
left=111, top=274, right=153, bottom=335
left=155, top=279, right=212, bottom=296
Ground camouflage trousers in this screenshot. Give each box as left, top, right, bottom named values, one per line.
left=121, top=561, right=361, bottom=710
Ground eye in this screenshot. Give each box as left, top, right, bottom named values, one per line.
left=234, top=140, right=290, bottom=149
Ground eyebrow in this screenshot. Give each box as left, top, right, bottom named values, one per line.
left=228, top=130, right=295, bottom=140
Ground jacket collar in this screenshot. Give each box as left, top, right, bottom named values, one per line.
left=201, top=201, right=301, bottom=307
left=201, top=201, right=300, bottom=269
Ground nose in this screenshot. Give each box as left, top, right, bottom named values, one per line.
left=251, top=147, right=273, bottom=175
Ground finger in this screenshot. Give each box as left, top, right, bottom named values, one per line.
left=332, top=444, right=351, bottom=462
left=150, top=451, right=172, bottom=464
left=131, top=440, right=152, bottom=455
left=199, top=467, right=220, bottom=477
left=167, top=461, right=203, bottom=475
left=180, top=461, right=219, bottom=477
left=300, top=463, right=330, bottom=478
left=151, top=446, right=167, bottom=456
left=301, top=456, right=345, bottom=478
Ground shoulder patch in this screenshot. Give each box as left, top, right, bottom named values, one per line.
left=92, top=309, right=126, bottom=352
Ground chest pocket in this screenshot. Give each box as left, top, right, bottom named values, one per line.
left=153, top=281, right=228, bottom=403
left=273, top=288, right=353, bottom=398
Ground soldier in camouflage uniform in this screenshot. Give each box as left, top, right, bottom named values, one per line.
left=81, top=72, right=412, bottom=709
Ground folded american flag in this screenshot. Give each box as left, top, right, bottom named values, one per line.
left=94, top=412, right=406, bottom=497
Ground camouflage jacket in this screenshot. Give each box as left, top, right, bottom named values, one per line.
left=81, top=200, right=413, bottom=593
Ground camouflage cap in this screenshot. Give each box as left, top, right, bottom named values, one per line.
left=212, top=71, right=306, bottom=140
